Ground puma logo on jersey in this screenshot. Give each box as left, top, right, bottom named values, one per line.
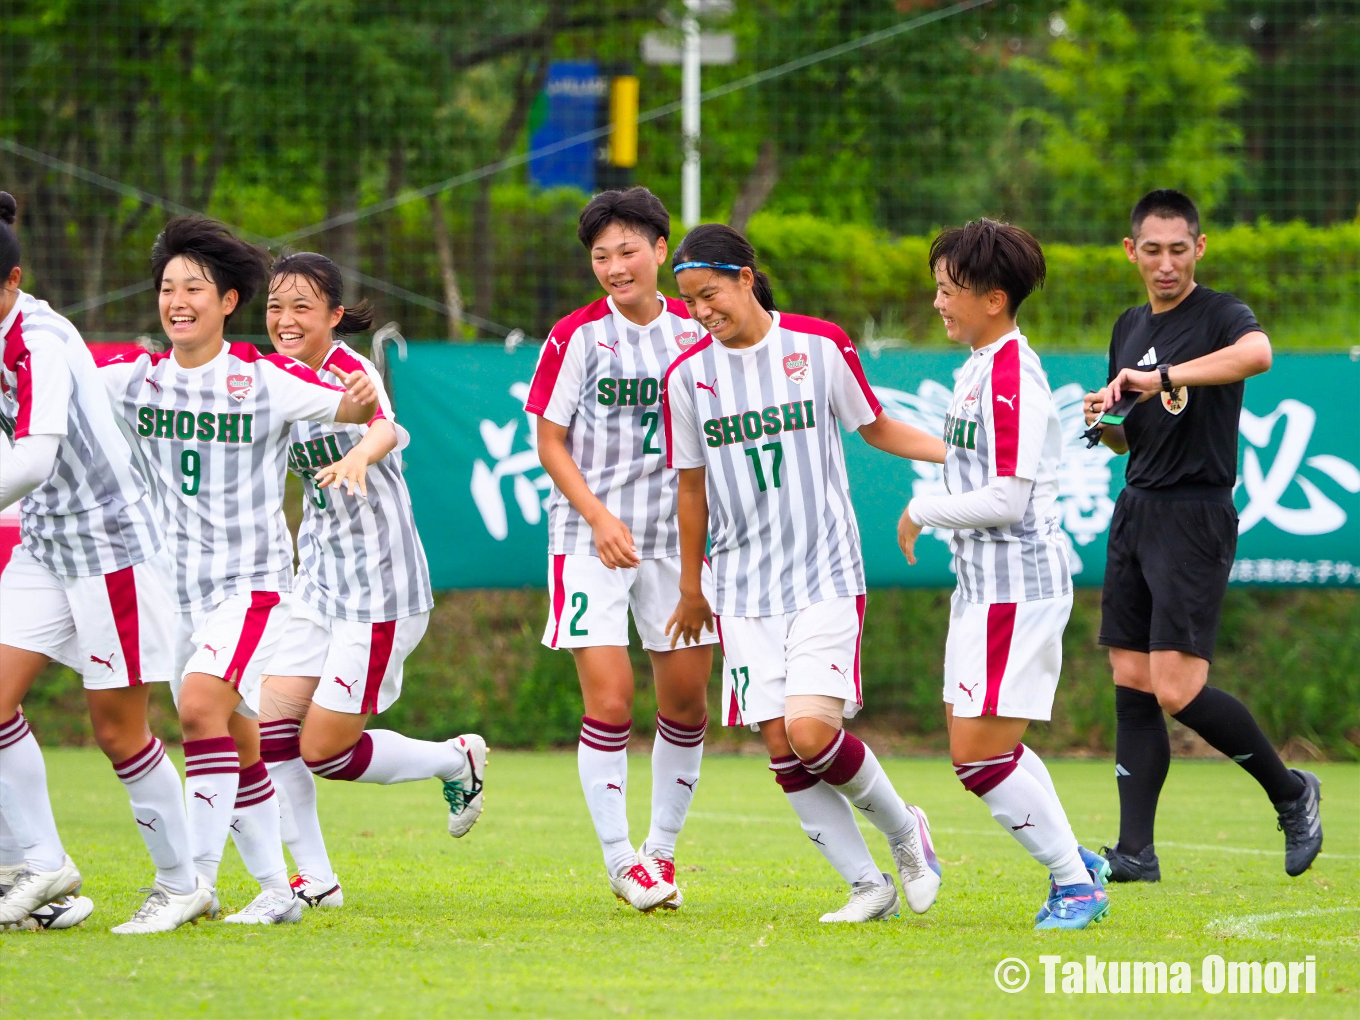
left=1011, top=814, right=1035, bottom=830
left=958, top=681, right=978, bottom=700
left=995, top=394, right=1017, bottom=410
left=696, top=379, right=718, bottom=396
left=605, top=782, right=623, bottom=794
left=549, top=337, right=567, bottom=354
left=135, top=816, right=157, bottom=831
left=1137, top=346, right=1158, bottom=367
left=193, top=791, right=218, bottom=807
left=675, top=777, right=697, bottom=792
left=89, top=653, right=116, bottom=671
left=830, top=664, right=849, bottom=679
left=203, top=644, right=223, bottom=659
left=333, top=677, right=358, bottom=695
left=597, top=340, right=619, bottom=356
left=145, top=377, right=161, bottom=393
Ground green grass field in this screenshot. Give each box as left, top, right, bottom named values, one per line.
left=1, top=749, right=1356, bottom=1018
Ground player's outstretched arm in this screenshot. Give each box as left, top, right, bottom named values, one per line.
left=314, top=418, right=398, bottom=498
left=665, top=466, right=714, bottom=649
left=857, top=413, right=947, bottom=464
left=334, top=368, right=381, bottom=424
left=0, top=433, right=60, bottom=510
left=535, top=416, right=639, bottom=569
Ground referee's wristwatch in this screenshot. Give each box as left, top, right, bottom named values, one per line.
left=1157, top=363, right=1175, bottom=392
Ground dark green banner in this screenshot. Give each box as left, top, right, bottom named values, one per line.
left=392, top=347, right=1360, bottom=589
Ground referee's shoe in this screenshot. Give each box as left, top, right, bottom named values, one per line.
left=1275, top=769, right=1323, bottom=877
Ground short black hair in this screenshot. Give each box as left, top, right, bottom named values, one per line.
left=0, top=192, right=20, bottom=278
left=151, top=216, right=269, bottom=323
left=577, top=186, right=670, bottom=249
left=1130, top=189, right=1200, bottom=238
left=928, top=218, right=1046, bottom=315
left=270, top=252, right=374, bottom=336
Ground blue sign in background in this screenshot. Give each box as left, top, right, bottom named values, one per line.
left=527, top=61, right=606, bottom=192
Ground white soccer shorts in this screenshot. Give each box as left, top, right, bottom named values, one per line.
left=943, top=590, right=1073, bottom=721
left=717, top=594, right=866, bottom=727
left=542, top=553, right=719, bottom=652
left=265, top=603, right=430, bottom=715
left=0, top=545, right=175, bottom=689
left=173, top=590, right=295, bottom=718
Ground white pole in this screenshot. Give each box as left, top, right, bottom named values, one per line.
left=681, top=7, right=701, bottom=227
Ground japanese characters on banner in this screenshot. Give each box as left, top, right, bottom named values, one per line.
left=392, top=348, right=1358, bottom=589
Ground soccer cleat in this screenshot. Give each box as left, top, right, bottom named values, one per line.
left=291, top=873, right=344, bottom=908
left=609, top=858, right=677, bottom=913
left=1100, top=842, right=1160, bottom=883
left=0, top=856, right=82, bottom=925
left=820, top=874, right=900, bottom=923
left=1034, top=881, right=1109, bottom=930
left=1035, top=846, right=1111, bottom=924
left=110, top=878, right=214, bottom=934
left=444, top=733, right=487, bottom=838
left=222, top=888, right=303, bottom=925
left=641, top=853, right=683, bottom=910
left=890, top=804, right=942, bottom=915
left=1276, top=768, right=1323, bottom=877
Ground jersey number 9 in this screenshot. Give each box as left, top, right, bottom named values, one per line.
left=180, top=450, right=200, bottom=496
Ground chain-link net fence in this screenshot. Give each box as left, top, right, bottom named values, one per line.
left=2, top=0, right=1357, bottom=345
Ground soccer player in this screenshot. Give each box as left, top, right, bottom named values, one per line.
left=897, top=219, right=1110, bottom=929
left=1084, top=190, right=1321, bottom=881
left=0, top=192, right=204, bottom=934
left=526, top=188, right=717, bottom=912
left=252, top=253, right=483, bottom=910
left=664, top=223, right=946, bottom=923
left=99, top=216, right=380, bottom=925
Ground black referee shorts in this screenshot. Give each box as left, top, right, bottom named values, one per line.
left=1098, top=485, right=1238, bottom=663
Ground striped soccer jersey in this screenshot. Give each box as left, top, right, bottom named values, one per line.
left=0, top=291, right=161, bottom=576
left=939, top=330, right=1071, bottom=603
left=287, top=342, right=433, bottom=623
left=525, top=294, right=702, bottom=559
left=664, top=311, right=881, bottom=618
left=100, top=342, right=346, bottom=611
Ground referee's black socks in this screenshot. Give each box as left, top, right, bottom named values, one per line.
left=1114, top=687, right=1169, bottom=855
left=1172, top=686, right=1306, bottom=805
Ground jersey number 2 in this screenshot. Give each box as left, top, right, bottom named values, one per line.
left=640, top=411, right=661, bottom=455
left=569, top=592, right=589, bottom=636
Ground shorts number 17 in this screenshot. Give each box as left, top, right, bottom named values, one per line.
left=743, top=441, right=783, bottom=492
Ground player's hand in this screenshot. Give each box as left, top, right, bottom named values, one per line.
left=1107, top=367, right=1160, bottom=405
left=589, top=512, right=640, bottom=569
left=315, top=450, right=370, bottom=497
left=897, top=505, right=923, bottom=565
left=337, top=368, right=378, bottom=409
left=1083, top=387, right=1111, bottom=424
left=666, top=589, right=715, bottom=649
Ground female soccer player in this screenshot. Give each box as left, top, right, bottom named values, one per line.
left=252, top=253, right=483, bottom=910
left=0, top=192, right=200, bottom=934
left=664, top=224, right=946, bottom=922
left=100, top=216, right=380, bottom=926
left=526, top=188, right=717, bottom=912
left=897, top=219, right=1110, bottom=929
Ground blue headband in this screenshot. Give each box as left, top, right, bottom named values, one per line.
left=672, top=260, right=746, bottom=273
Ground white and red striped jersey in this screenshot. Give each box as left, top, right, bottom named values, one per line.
left=100, top=342, right=347, bottom=611
left=525, top=294, right=703, bottom=559
left=664, top=311, right=881, bottom=618
left=938, top=330, right=1071, bottom=603
left=0, top=291, right=161, bottom=576
left=286, top=342, right=433, bottom=623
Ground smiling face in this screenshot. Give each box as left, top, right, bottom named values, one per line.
left=590, top=222, right=666, bottom=314
left=266, top=273, right=343, bottom=369
left=932, top=260, right=1008, bottom=348
left=675, top=266, right=764, bottom=344
left=1125, top=215, right=1204, bottom=307
left=158, top=255, right=237, bottom=356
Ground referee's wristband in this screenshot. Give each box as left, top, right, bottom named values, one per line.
left=1158, top=363, right=1174, bottom=392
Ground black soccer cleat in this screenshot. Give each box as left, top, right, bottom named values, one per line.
left=1276, top=768, right=1323, bottom=877
left=1100, top=843, right=1161, bottom=883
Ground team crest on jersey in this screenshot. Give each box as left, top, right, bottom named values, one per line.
left=1160, top=386, right=1189, bottom=415
left=783, top=353, right=809, bottom=383
left=960, top=384, right=981, bottom=416
left=226, top=374, right=254, bottom=401
left=676, top=330, right=699, bottom=350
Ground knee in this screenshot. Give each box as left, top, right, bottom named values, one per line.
left=299, top=724, right=354, bottom=764
left=177, top=692, right=224, bottom=742
left=90, top=715, right=150, bottom=763
left=785, top=716, right=836, bottom=761
left=587, top=695, right=634, bottom=727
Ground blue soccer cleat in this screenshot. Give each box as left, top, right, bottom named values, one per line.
left=1035, top=846, right=1109, bottom=924
left=1034, top=879, right=1110, bottom=930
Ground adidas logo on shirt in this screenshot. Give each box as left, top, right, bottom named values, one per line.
left=1137, top=347, right=1158, bottom=368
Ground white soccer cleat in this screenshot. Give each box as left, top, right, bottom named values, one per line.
left=444, top=733, right=487, bottom=838
left=222, top=888, right=303, bottom=925
left=639, top=853, right=683, bottom=910
left=891, top=804, right=943, bottom=915
left=26, top=894, right=95, bottom=930
left=609, top=858, right=678, bottom=913
left=291, top=873, right=343, bottom=909
left=0, top=855, right=82, bottom=925
left=819, top=874, right=900, bottom=923
left=110, top=878, right=213, bottom=934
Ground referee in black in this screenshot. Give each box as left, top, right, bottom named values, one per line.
left=1084, top=189, right=1322, bottom=882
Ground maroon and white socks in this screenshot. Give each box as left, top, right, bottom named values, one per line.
left=262, top=718, right=336, bottom=887
left=578, top=717, right=635, bottom=877
left=801, top=730, right=919, bottom=847
left=228, top=760, right=290, bottom=894
left=641, top=713, right=705, bottom=862
left=304, top=730, right=463, bottom=785
left=0, top=711, right=64, bottom=872
left=770, top=754, right=882, bottom=887
left=182, top=736, right=240, bottom=886
left=111, top=738, right=196, bottom=895
left=955, top=743, right=1086, bottom=887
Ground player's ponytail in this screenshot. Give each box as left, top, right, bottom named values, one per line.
left=672, top=223, right=776, bottom=311
left=269, top=251, right=374, bottom=337
left=0, top=192, right=21, bottom=279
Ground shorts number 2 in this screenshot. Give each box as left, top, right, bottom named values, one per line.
left=569, top=592, right=589, bottom=636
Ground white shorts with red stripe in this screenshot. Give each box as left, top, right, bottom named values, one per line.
left=943, top=590, right=1073, bottom=721
left=173, top=590, right=295, bottom=718
left=542, top=553, right=718, bottom=652
left=0, top=545, right=175, bottom=688
left=717, top=594, right=865, bottom=727
left=264, top=603, right=430, bottom=715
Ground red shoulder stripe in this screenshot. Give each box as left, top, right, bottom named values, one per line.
left=779, top=312, right=881, bottom=417
left=663, top=295, right=690, bottom=319
left=525, top=297, right=610, bottom=416
left=322, top=346, right=385, bottom=421
left=992, top=338, right=1021, bottom=476
left=4, top=312, right=32, bottom=438
left=662, top=333, right=714, bottom=469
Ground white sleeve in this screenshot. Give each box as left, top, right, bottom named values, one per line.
left=262, top=358, right=345, bottom=423
left=96, top=353, right=147, bottom=425
left=13, top=340, right=71, bottom=438
left=907, top=474, right=1033, bottom=530
left=0, top=433, right=60, bottom=509
left=524, top=328, right=585, bottom=427
left=825, top=334, right=881, bottom=431
left=664, top=363, right=705, bottom=469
